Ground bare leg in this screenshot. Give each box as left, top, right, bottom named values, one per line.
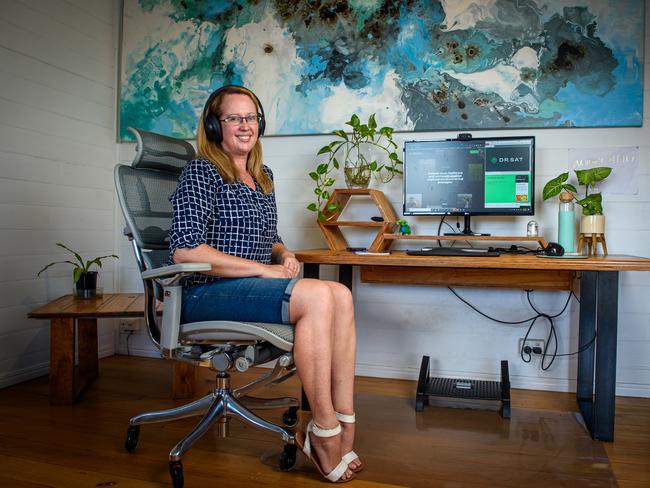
left=326, top=282, right=362, bottom=471
left=290, top=279, right=354, bottom=481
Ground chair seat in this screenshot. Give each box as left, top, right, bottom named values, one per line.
left=181, top=320, right=294, bottom=351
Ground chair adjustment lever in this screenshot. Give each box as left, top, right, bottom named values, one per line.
left=199, top=347, right=225, bottom=361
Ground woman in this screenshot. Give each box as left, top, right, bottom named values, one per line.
left=168, top=85, right=362, bottom=482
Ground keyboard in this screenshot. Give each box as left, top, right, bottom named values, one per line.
left=406, top=247, right=500, bottom=257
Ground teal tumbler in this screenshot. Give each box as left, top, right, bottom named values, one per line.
left=558, top=192, right=575, bottom=253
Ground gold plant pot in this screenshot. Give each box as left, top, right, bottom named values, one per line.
left=580, top=214, right=605, bottom=235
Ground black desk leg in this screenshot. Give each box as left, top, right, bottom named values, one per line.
left=577, top=270, right=619, bottom=442
left=298, top=263, right=321, bottom=413
left=577, top=271, right=597, bottom=429
left=339, top=264, right=353, bottom=290
left=593, top=271, right=619, bottom=441
left=303, top=263, right=320, bottom=280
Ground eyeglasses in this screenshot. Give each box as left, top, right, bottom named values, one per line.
left=220, top=114, right=263, bottom=125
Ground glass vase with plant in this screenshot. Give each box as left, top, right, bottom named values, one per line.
left=307, top=113, right=402, bottom=221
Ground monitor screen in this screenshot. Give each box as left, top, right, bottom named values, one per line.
left=403, top=136, right=535, bottom=217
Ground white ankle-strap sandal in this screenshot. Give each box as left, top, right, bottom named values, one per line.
left=335, top=412, right=364, bottom=473
left=297, top=419, right=354, bottom=483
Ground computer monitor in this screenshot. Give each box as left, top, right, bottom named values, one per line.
left=403, top=135, right=535, bottom=235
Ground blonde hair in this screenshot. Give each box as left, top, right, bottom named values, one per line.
left=196, top=86, right=273, bottom=194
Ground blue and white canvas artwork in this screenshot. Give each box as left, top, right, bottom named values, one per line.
left=119, top=0, right=644, bottom=141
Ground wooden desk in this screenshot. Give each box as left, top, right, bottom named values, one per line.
left=295, top=250, right=650, bottom=441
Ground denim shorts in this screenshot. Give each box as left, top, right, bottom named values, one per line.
left=181, top=277, right=298, bottom=325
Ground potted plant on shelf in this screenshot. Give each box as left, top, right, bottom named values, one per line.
left=307, top=113, right=402, bottom=221
left=37, top=242, right=118, bottom=298
left=542, top=166, right=612, bottom=235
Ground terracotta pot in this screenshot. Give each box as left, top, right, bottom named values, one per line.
left=580, top=214, right=605, bottom=235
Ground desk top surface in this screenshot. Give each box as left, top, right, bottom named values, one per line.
left=28, top=293, right=150, bottom=319
left=295, top=250, right=650, bottom=272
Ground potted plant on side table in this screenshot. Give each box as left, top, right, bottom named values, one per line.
left=37, top=242, right=118, bottom=298
left=307, top=113, right=402, bottom=221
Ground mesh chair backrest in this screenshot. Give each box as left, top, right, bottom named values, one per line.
left=130, top=127, right=195, bottom=173
left=115, top=165, right=180, bottom=251
left=117, top=127, right=195, bottom=251
left=114, top=128, right=195, bottom=343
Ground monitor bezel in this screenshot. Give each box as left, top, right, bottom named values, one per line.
left=402, top=134, right=536, bottom=217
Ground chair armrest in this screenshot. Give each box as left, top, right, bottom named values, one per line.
left=142, top=263, right=211, bottom=281
left=142, top=263, right=211, bottom=356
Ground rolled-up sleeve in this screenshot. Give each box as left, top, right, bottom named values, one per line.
left=169, top=160, right=217, bottom=258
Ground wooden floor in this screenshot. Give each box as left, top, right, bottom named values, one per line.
left=0, top=356, right=648, bottom=488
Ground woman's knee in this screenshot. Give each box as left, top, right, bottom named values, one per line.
left=290, top=279, right=335, bottom=321
left=327, top=282, right=354, bottom=315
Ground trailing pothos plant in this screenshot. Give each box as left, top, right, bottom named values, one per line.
left=307, top=113, right=402, bottom=221
left=542, top=166, right=612, bottom=215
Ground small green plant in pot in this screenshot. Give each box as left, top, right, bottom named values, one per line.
left=307, top=113, right=402, bottom=221
left=37, top=243, right=118, bottom=297
left=543, top=166, right=612, bottom=235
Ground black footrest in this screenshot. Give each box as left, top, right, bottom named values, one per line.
left=425, top=377, right=502, bottom=400
left=415, top=356, right=511, bottom=418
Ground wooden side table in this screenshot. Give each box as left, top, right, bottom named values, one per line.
left=28, top=293, right=195, bottom=404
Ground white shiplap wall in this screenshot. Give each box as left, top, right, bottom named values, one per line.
left=117, top=4, right=646, bottom=397
left=0, top=0, right=119, bottom=387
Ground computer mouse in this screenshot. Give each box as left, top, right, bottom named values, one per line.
left=544, top=242, right=565, bottom=256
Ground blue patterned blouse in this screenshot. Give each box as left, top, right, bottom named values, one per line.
left=168, top=159, right=283, bottom=287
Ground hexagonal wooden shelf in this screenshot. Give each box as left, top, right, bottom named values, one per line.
left=318, top=189, right=398, bottom=252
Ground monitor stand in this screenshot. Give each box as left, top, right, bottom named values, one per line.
left=443, top=215, right=491, bottom=236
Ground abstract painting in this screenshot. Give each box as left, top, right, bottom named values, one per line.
left=119, top=0, right=644, bottom=141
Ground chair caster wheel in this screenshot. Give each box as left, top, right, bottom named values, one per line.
left=125, top=425, right=140, bottom=452
left=279, top=443, right=297, bottom=471
left=282, top=406, right=299, bottom=427
left=169, top=460, right=184, bottom=488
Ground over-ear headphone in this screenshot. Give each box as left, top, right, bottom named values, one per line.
left=202, top=85, right=266, bottom=143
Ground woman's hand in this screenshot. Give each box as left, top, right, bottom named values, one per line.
left=281, top=254, right=301, bottom=278
left=258, top=264, right=295, bottom=279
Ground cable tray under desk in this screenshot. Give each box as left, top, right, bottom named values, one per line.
left=384, top=234, right=548, bottom=249
left=416, top=356, right=511, bottom=418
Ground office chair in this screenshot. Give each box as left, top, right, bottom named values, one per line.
left=114, top=128, right=298, bottom=488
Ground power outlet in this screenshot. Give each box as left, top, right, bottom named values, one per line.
left=519, top=338, right=545, bottom=355
left=120, top=320, right=140, bottom=332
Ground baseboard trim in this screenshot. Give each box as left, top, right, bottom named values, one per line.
left=0, top=361, right=50, bottom=389
left=116, top=344, right=160, bottom=358
left=0, top=344, right=114, bottom=389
